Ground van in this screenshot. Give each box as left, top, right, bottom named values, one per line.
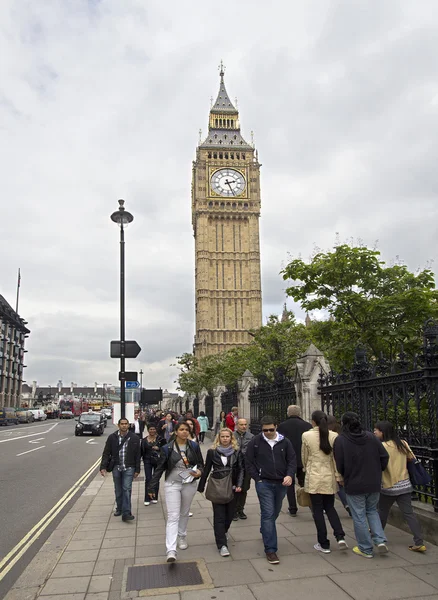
left=0, top=407, right=18, bottom=426
left=28, top=409, right=47, bottom=421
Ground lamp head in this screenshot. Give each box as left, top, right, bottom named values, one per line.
left=111, top=199, right=134, bottom=227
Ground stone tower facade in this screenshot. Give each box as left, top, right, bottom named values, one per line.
left=192, top=66, right=262, bottom=359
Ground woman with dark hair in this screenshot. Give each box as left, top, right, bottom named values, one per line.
left=148, top=421, right=204, bottom=562
left=215, top=410, right=226, bottom=435
left=334, top=412, right=389, bottom=559
left=197, top=411, right=209, bottom=443
left=327, top=416, right=351, bottom=516
left=302, top=410, right=347, bottom=553
left=141, top=424, right=165, bottom=506
left=374, top=420, right=426, bottom=552
left=158, top=412, right=177, bottom=444
left=185, top=417, right=199, bottom=442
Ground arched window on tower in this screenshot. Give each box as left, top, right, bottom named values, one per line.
left=208, top=152, right=212, bottom=159
left=213, top=152, right=217, bottom=159
left=219, top=152, right=223, bottom=159
left=242, top=153, right=245, bottom=160
left=215, top=119, right=218, bottom=127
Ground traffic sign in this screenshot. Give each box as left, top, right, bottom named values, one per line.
left=110, top=340, right=141, bottom=359
left=119, top=371, right=138, bottom=382
left=126, top=381, right=140, bottom=389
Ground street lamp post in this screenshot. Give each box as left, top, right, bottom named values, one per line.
left=111, top=199, right=134, bottom=420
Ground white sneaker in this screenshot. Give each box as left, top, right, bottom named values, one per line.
left=314, top=543, right=331, bottom=554
left=188, top=512, right=193, bottom=517
left=377, top=543, right=388, bottom=554
left=220, top=546, right=230, bottom=557
left=151, top=500, right=158, bottom=504
left=338, top=539, right=349, bottom=549
left=166, top=551, right=177, bottom=563
left=178, top=536, right=188, bottom=550
left=144, top=502, right=150, bottom=506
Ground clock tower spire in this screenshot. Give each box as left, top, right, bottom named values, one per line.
left=192, top=66, right=262, bottom=359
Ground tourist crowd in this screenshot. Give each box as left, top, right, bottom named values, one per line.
left=99, top=404, right=427, bottom=564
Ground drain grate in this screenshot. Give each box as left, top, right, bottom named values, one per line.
left=126, top=562, right=203, bottom=591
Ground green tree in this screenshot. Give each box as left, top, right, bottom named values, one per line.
left=282, top=244, right=438, bottom=369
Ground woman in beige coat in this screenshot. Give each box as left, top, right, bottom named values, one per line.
left=302, top=410, right=347, bottom=553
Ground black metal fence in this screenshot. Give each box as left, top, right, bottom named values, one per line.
left=193, top=396, right=199, bottom=418
left=319, top=320, right=438, bottom=510
left=221, top=385, right=238, bottom=417
left=249, top=371, right=297, bottom=435
left=205, top=395, right=214, bottom=429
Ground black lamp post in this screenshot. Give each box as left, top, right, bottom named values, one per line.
left=111, top=199, right=134, bottom=420
left=139, top=369, right=144, bottom=405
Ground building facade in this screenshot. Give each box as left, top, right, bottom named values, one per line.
left=192, top=66, right=262, bottom=358
left=0, top=295, right=30, bottom=408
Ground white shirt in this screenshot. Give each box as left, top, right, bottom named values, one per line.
left=134, top=420, right=140, bottom=434
left=263, top=432, right=280, bottom=448
left=220, top=455, right=228, bottom=466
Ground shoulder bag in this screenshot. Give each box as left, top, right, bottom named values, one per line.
left=296, top=484, right=312, bottom=508
left=205, top=467, right=234, bottom=504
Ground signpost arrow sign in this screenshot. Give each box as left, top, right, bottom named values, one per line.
left=110, top=341, right=141, bottom=359
left=126, top=381, right=140, bottom=389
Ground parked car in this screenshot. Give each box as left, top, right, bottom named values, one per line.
left=16, top=409, right=35, bottom=424
left=28, top=409, right=47, bottom=421
left=59, top=410, right=74, bottom=419
left=75, top=413, right=105, bottom=436
left=0, top=407, right=18, bottom=426
left=101, top=408, right=112, bottom=419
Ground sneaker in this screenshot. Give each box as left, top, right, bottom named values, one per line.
left=409, top=544, right=427, bottom=553
left=220, top=546, right=230, bottom=557
left=151, top=500, right=158, bottom=504
left=377, top=543, right=389, bottom=554
left=188, top=512, right=193, bottom=517
left=166, top=551, right=177, bottom=563
left=144, top=502, right=150, bottom=506
left=232, top=514, right=239, bottom=521
left=288, top=511, right=297, bottom=517
left=266, top=552, right=280, bottom=564
left=314, top=543, right=331, bottom=554
left=352, top=546, right=373, bottom=559
left=337, top=539, right=348, bottom=549
left=114, top=510, right=122, bottom=517
left=122, top=514, right=135, bottom=522
left=178, top=536, right=188, bottom=550
left=239, top=511, right=248, bottom=520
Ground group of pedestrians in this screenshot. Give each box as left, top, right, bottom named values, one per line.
left=99, top=405, right=427, bottom=565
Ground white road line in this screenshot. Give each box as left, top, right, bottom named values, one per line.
left=52, top=438, right=68, bottom=444
left=29, top=438, right=45, bottom=444
left=0, top=423, right=58, bottom=444
left=85, top=439, right=98, bottom=445
left=16, top=446, right=46, bottom=457
left=0, top=423, right=51, bottom=435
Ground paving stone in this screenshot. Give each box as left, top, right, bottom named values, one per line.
left=40, top=575, right=90, bottom=595
left=88, top=575, right=112, bottom=593
left=175, top=543, right=229, bottom=563
left=230, top=524, right=289, bottom=542
left=329, top=566, right=437, bottom=600
left=82, top=515, right=110, bottom=524
left=320, top=547, right=411, bottom=572
left=249, top=576, right=353, bottom=600
left=104, top=529, right=136, bottom=539
left=133, top=524, right=165, bottom=536
left=405, top=564, right=438, bottom=588
left=207, top=559, right=262, bottom=586
left=12, top=551, right=60, bottom=589
left=284, top=534, right=355, bottom=554
left=186, top=518, right=211, bottom=530
left=93, top=560, right=115, bottom=575
left=282, top=521, right=324, bottom=536
left=72, top=530, right=106, bottom=542
left=98, top=546, right=136, bottom=560
left=182, top=584, right=255, bottom=600
left=113, top=559, right=126, bottom=574
left=135, top=544, right=168, bottom=559
left=250, top=552, right=339, bottom=582
left=67, top=539, right=103, bottom=552
left=39, top=596, right=86, bottom=600
left=85, top=594, right=109, bottom=600
left=52, top=561, right=96, bottom=578
left=229, top=537, right=300, bottom=560
left=389, top=540, right=438, bottom=565
left=77, top=523, right=107, bottom=532
left=133, top=533, right=165, bottom=546
left=3, top=587, right=41, bottom=600
left=58, top=513, right=84, bottom=529
left=60, top=549, right=100, bottom=563
left=102, top=536, right=136, bottom=549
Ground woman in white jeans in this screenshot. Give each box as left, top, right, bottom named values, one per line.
left=148, top=421, right=204, bottom=562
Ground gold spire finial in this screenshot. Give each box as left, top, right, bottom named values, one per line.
left=219, top=59, right=225, bottom=78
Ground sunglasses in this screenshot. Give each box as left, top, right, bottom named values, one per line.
left=262, top=428, right=276, bottom=433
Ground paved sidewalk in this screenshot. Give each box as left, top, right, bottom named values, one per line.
left=6, top=470, right=438, bottom=600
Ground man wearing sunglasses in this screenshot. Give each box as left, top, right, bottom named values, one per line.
left=245, top=415, right=296, bottom=565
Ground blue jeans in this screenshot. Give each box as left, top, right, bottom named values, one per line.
left=346, top=492, right=387, bottom=555
left=112, top=467, right=135, bottom=516
left=256, top=481, right=287, bottom=554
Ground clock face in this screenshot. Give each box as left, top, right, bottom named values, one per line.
left=211, top=168, right=246, bottom=197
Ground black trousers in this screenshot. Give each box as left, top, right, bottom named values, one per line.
left=287, top=468, right=305, bottom=513
left=199, top=432, right=206, bottom=442
left=310, top=493, right=345, bottom=550
left=234, top=471, right=252, bottom=513
left=212, top=497, right=236, bottom=548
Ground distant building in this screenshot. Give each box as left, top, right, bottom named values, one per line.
left=21, top=382, right=119, bottom=406
left=0, top=295, right=30, bottom=408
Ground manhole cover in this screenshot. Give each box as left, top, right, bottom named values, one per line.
left=126, top=561, right=203, bottom=591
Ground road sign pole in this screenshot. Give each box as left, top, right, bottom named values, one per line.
left=120, top=222, right=126, bottom=420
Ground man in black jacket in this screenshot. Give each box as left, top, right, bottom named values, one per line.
left=278, top=405, right=311, bottom=516
left=245, top=415, right=296, bottom=565
left=100, top=418, right=141, bottom=521
left=334, top=412, right=389, bottom=558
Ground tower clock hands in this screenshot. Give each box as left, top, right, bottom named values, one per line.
left=225, top=179, right=236, bottom=195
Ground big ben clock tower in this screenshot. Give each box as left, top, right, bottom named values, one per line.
left=192, top=64, right=262, bottom=358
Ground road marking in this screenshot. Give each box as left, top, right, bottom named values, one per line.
left=16, top=446, right=46, bottom=457
left=0, top=456, right=101, bottom=581
left=29, top=438, right=45, bottom=444
left=0, top=423, right=58, bottom=444
left=52, top=438, right=68, bottom=444
left=86, top=439, right=98, bottom=445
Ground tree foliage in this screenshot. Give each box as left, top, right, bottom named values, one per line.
left=282, top=244, right=438, bottom=369
left=175, top=311, right=312, bottom=394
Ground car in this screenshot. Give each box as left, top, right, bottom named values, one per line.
left=16, top=409, right=35, bottom=424
left=101, top=408, right=112, bottom=419
left=60, top=410, right=74, bottom=419
left=75, top=413, right=105, bottom=436
left=0, top=407, right=18, bottom=426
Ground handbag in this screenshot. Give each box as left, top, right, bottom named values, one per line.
left=407, top=459, right=431, bottom=486
left=296, top=485, right=312, bottom=508
left=205, top=469, right=234, bottom=504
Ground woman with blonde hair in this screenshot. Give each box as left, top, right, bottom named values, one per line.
left=198, top=428, right=244, bottom=556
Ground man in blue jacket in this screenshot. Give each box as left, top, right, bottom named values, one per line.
left=245, top=415, right=296, bottom=565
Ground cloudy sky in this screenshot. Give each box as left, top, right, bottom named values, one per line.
left=1, top=1, right=437, bottom=391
